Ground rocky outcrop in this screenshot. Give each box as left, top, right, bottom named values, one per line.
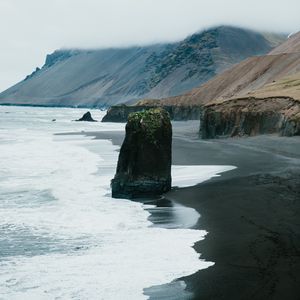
left=24, top=67, right=41, bottom=81
left=169, top=105, right=202, bottom=120
left=281, top=115, right=300, bottom=136
left=45, top=50, right=78, bottom=68
left=102, top=104, right=202, bottom=122
left=201, top=109, right=284, bottom=138
left=200, top=97, right=300, bottom=138
left=102, top=105, right=151, bottom=122
left=75, top=111, right=97, bottom=122
left=111, top=108, right=172, bottom=199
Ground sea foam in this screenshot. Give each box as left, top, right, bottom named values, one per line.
left=0, top=106, right=233, bottom=299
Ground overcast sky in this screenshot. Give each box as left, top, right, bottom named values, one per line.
left=0, top=0, right=300, bottom=92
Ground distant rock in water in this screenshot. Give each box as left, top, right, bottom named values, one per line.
left=76, top=111, right=97, bottom=122
left=111, top=108, right=172, bottom=199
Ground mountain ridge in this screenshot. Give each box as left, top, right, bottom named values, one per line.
left=139, top=30, right=300, bottom=107
left=0, top=26, right=286, bottom=107
left=103, top=31, right=300, bottom=137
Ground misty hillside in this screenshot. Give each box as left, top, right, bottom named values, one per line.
left=145, top=30, right=300, bottom=107
left=0, top=26, right=286, bottom=107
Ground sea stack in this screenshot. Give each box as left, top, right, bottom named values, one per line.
left=75, top=111, right=97, bottom=122
left=111, top=108, right=172, bottom=199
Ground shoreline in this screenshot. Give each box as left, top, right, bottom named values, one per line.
left=164, top=170, right=300, bottom=300
left=162, top=126, right=300, bottom=299
left=61, top=122, right=300, bottom=299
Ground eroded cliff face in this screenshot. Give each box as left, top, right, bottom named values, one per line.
left=111, top=108, right=172, bottom=199
left=102, top=105, right=151, bottom=122
left=200, top=97, right=300, bottom=138
left=102, top=104, right=202, bottom=122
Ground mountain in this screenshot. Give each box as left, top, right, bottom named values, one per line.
left=142, top=51, right=300, bottom=106
left=139, top=31, right=300, bottom=106
left=0, top=26, right=285, bottom=107
left=269, top=31, right=300, bottom=54
left=147, top=30, right=300, bottom=138
left=201, top=32, right=300, bottom=137
left=105, top=31, right=300, bottom=137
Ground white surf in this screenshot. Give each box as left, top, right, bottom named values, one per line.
left=0, top=106, right=234, bottom=299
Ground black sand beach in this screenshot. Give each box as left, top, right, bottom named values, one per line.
left=63, top=121, right=300, bottom=299
left=169, top=137, right=300, bottom=300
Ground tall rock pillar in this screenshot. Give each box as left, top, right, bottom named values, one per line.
left=111, top=108, right=172, bottom=199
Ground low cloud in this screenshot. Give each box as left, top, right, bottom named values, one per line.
left=1, top=0, right=299, bottom=91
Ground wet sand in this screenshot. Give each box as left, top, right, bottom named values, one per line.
left=61, top=121, right=300, bottom=299
left=161, top=123, right=300, bottom=300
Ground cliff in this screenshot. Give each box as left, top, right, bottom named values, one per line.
left=111, top=108, right=172, bottom=199
left=200, top=97, right=300, bottom=138
left=132, top=30, right=300, bottom=139
left=101, top=104, right=202, bottom=122
left=0, top=26, right=285, bottom=107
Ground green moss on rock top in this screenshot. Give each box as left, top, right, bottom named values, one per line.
left=127, top=108, right=171, bottom=143
left=111, top=107, right=172, bottom=199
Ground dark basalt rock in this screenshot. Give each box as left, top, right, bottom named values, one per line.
left=111, top=108, right=172, bottom=199
left=102, top=104, right=202, bottom=122
left=200, top=106, right=300, bottom=139
left=200, top=109, right=284, bottom=138
left=101, top=105, right=147, bottom=122
left=281, top=115, right=300, bottom=136
left=76, top=111, right=97, bottom=122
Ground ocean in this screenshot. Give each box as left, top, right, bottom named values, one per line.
left=0, top=106, right=234, bottom=299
